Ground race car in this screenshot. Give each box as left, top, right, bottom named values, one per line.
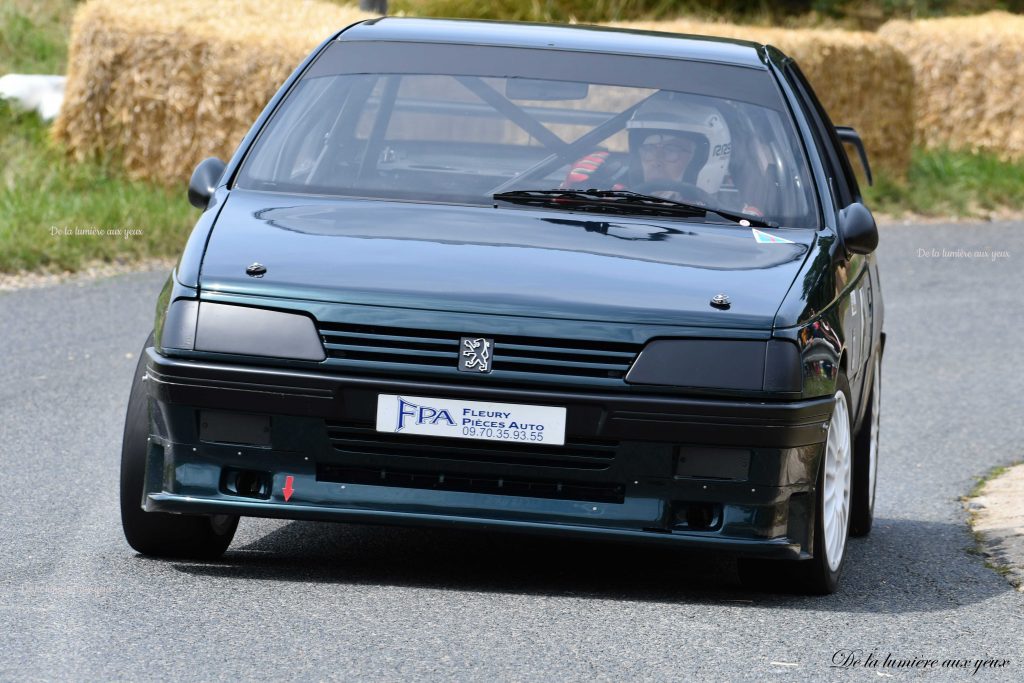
left=121, top=17, right=884, bottom=594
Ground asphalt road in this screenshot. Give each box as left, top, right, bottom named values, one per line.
left=1, top=222, right=1022, bottom=681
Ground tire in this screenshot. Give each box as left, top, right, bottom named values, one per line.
left=739, top=373, right=853, bottom=595
left=850, top=352, right=881, bottom=537
left=119, top=332, right=238, bottom=559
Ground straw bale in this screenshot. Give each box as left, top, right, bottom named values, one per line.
left=879, top=11, right=1024, bottom=161
left=53, top=0, right=373, bottom=184
left=616, top=20, right=914, bottom=178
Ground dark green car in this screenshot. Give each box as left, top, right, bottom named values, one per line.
left=121, top=17, right=884, bottom=594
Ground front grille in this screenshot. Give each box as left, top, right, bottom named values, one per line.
left=325, top=422, right=618, bottom=471
left=317, top=321, right=639, bottom=380
left=317, top=464, right=626, bottom=504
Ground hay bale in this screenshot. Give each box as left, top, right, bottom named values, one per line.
left=879, top=11, right=1024, bottom=161
left=615, top=20, right=915, bottom=179
left=53, top=0, right=372, bottom=184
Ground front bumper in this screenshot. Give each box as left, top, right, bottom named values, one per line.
left=142, top=349, right=834, bottom=559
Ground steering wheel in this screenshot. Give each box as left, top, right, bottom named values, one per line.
left=633, top=180, right=714, bottom=207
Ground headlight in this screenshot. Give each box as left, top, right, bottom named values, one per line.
left=161, top=300, right=325, bottom=361
left=196, top=302, right=325, bottom=361
left=625, top=339, right=800, bottom=392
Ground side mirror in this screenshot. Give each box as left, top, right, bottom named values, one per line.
left=838, top=202, right=878, bottom=256
left=188, top=157, right=226, bottom=209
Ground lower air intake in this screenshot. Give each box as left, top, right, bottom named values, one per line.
left=317, top=464, right=625, bottom=504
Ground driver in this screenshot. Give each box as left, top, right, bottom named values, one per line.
left=624, top=91, right=731, bottom=205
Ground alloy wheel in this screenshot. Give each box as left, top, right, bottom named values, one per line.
left=823, top=389, right=852, bottom=572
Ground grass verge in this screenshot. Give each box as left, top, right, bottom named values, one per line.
left=964, top=462, right=1018, bottom=501
left=961, top=460, right=1024, bottom=588
left=0, top=0, right=197, bottom=275
left=0, top=103, right=198, bottom=273
left=0, top=0, right=72, bottom=74
left=865, top=148, right=1024, bottom=220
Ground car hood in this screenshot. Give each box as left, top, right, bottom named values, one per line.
left=198, top=190, right=814, bottom=328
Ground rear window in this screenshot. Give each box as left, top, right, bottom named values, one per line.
left=235, top=42, right=819, bottom=228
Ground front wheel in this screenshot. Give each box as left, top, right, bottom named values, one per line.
left=119, top=332, right=238, bottom=559
left=739, top=373, right=853, bottom=594
left=807, top=374, right=854, bottom=592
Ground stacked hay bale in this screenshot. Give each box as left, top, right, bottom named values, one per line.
left=617, top=20, right=915, bottom=179
left=53, top=0, right=372, bottom=184
left=879, top=11, right=1024, bottom=161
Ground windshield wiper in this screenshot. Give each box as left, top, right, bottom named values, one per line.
left=494, top=188, right=701, bottom=218
left=493, top=189, right=778, bottom=228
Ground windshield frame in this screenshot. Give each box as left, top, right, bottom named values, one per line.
left=232, top=40, right=821, bottom=229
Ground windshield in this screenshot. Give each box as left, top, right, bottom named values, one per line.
left=235, top=41, right=819, bottom=228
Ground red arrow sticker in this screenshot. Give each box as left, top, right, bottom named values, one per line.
left=283, top=475, right=294, bottom=502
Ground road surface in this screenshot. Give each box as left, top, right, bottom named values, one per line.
left=1, top=222, right=1021, bottom=680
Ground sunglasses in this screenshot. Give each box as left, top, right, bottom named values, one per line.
left=639, top=142, right=695, bottom=163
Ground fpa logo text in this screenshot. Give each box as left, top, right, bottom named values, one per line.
left=396, top=396, right=456, bottom=432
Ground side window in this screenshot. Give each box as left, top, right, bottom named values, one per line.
left=784, top=61, right=861, bottom=208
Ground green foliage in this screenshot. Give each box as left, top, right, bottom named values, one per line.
left=864, top=147, right=1024, bottom=217
left=390, top=0, right=804, bottom=23
left=0, top=0, right=77, bottom=73
left=389, top=0, right=1021, bottom=25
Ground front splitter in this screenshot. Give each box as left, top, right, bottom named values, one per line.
left=145, top=492, right=805, bottom=560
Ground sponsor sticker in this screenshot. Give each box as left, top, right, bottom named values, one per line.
left=752, top=228, right=795, bottom=244
left=376, top=394, right=567, bottom=445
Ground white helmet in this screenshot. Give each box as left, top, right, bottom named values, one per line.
left=626, top=92, right=732, bottom=194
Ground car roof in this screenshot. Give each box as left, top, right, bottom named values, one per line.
left=337, top=17, right=769, bottom=70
